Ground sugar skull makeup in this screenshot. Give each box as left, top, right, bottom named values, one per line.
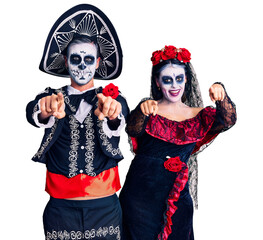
left=157, top=65, right=186, bottom=103
left=67, top=42, right=99, bottom=86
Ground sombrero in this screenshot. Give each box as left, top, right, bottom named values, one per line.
left=39, top=4, right=122, bottom=80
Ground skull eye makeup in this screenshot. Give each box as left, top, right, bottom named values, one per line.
left=176, top=74, right=184, bottom=83
left=84, top=55, right=95, bottom=65
left=70, top=54, right=81, bottom=65
left=161, top=76, right=173, bottom=85
left=161, top=74, right=185, bottom=85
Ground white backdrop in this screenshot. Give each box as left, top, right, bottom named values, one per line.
left=1, top=0, right=262, bottom=239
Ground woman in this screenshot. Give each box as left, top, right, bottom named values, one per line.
left=119, top=45, right=236, bottom=240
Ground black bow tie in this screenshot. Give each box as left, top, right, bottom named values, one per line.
left=67, top=89, right=97, bottom=113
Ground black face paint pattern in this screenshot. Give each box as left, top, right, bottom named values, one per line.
left=161, top=74, right=185, bottom=85
left=70, top=54, right=81, bottom=65
left=84, top=55, right=95, bottom=65
left=161, top=76, right=173, bottom=85
left=70, top=54, right=95, bottom=66
left=176, top=74, right=185, bottom=84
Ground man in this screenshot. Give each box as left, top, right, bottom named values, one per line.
left=26, top=4, right=128, bottom=239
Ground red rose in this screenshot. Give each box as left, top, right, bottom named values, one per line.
left=102, top=83, right=119, bottom=99
left=164, top=156, right=182, bottom=172
left=177, top=48, right=191, bottom=63
left=151, top=50, right=163, bottom=66
left=162, top=45, right=177, bottom=60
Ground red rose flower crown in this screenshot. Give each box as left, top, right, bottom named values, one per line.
left=151, top=45, right=191, bottom=66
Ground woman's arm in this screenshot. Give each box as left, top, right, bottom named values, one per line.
left=209, top=82, right=237, bottom=134
left=191, top=83, right=236, bottom=155
left=125, top=98, right=154, bottom=137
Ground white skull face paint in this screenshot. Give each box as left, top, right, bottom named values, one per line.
left=67, top=42, right=98, bottom=86
left=157, top=65, right=186, bottom=103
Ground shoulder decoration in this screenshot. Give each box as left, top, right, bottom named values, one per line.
left=102, top=83, right=119, bottom=99
left=39, top=4, right=122, bottom=80
left=145, top=107, right=216, bottom=145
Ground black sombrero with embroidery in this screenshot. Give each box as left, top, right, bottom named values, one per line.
left=39, top=4, right=122, bottom=80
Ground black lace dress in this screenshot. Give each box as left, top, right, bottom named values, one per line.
left=119, top=86, right=236, bottom=240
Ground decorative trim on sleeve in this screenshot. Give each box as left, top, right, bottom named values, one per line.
left=33, top=118, right=59, bottom=159
left=102, top=114, right=126, bottom=138
left=32, top=100, right=56, bottom=128
left=97, top=119, right=123, bottom=157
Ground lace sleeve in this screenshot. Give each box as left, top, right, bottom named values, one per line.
left=210, top=82, right=237, bottom=134
left=192, top=82, right=236, bottom=155
left=125, top=98, right=150, bottom=137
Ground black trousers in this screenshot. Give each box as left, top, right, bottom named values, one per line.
left=43, top=194, right=122, bottom=239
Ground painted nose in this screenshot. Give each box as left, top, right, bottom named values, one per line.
left=171, top=80, right=176, bottom=88
left=78, top=63, right=86, bottom=70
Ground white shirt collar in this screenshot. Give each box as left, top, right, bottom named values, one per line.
left=67, top=85, right=96, bottom=95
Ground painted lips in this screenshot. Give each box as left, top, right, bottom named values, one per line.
left=79, top=72, right=92, bottom=80
left=169, top=89, right=181, bottom=97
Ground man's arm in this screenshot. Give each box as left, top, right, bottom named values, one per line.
left=95, top=93, right=129, bottom=138
left=26, top=88, right=65, bottom=128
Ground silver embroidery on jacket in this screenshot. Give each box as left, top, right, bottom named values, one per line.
left=31, top=102, right=39, bottom=121
left=34, top=119, right=58, bottom=159
left=97, top=119, right=122, bottom=157
left=84, top=112, right=96, bottom=176
left=68, top=115, right=80, bottom=177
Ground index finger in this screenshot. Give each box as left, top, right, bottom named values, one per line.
left=57, top=92, right=64, bottom=102
left=97, top=93, right=106, bottom=102
left=56, top=92, right=64, bottom=109
left=40, top=97, right=47, bottom=113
